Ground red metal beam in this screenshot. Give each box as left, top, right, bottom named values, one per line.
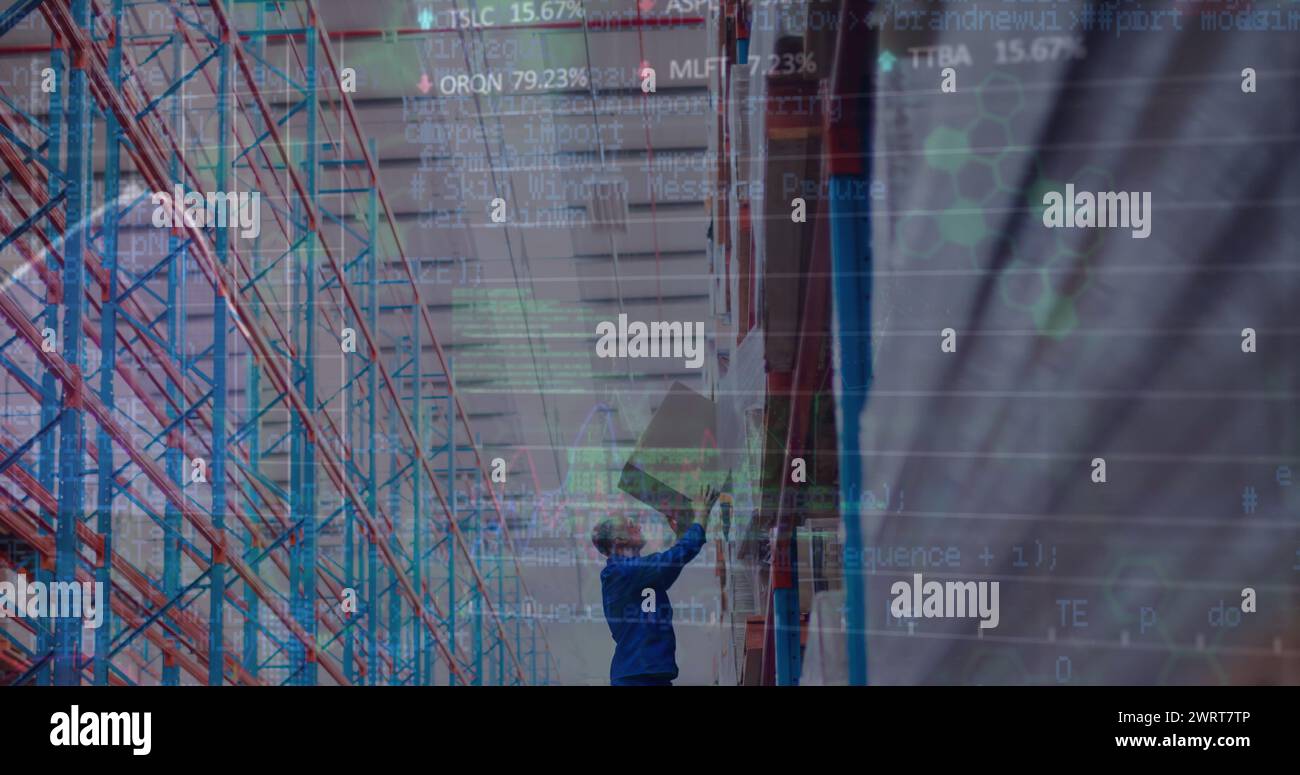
left=20, top=0, right=460, bottom=686
left=35, top=0, right=476, bottom=682
left=303, top=0, right=564, bottom=675
left=0, top=117, right=389, bottom=681
left=210, top=0, right=530, bottom=680
left=0, top=481, right=239, bottom=685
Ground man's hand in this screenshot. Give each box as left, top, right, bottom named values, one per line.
left=690, top=483, right=720, bottom=531
left=670, top=483, right=721, bottom=539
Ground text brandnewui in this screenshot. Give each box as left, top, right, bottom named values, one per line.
left=595, top=313, right=706, bottom=369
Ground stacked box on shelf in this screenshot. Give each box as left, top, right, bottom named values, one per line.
left=761, top=32, right=824, bottom=372
left=798, top=518, right=845, bottom=613
left=728, top=63, right=754, bottom=346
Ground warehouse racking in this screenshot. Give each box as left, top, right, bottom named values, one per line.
left=0, top=0, right=555, bottom=685
left=701, top=0, right=869, bottom=685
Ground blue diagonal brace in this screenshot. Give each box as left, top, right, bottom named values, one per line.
left=0, top=409, right=65, bottom=477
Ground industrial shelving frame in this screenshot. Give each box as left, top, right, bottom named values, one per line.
left=0, top=0, right=555, bottom=685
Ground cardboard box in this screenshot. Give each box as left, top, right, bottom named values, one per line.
left=619, top=382, right=730, bottom=528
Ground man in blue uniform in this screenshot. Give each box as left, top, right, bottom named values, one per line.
left=592, top=485, right=719, bottom=686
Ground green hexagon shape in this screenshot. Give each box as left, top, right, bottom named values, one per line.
left=1026, top=177, right=1063, bottom=221
left=939, top=198, right=986, bottom=247
left=1031, top=287, right=1078, bottom=339
left=924, top=126, right=971, bottom=173
left=976, top=71, right=1026, bottom=120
